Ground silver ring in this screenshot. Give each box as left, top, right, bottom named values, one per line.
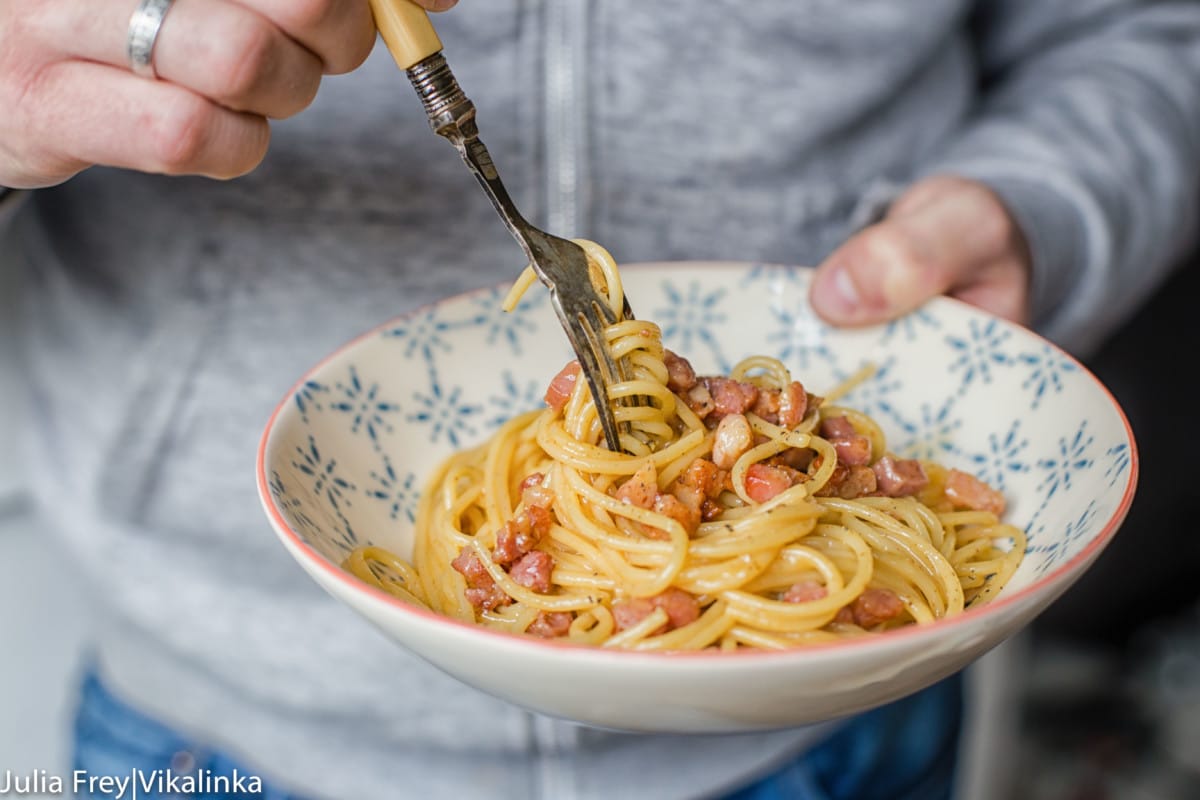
left=127, top=0, right=176, bottom=80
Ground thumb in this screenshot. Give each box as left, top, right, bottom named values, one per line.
left=809, top=178, right=1014, bottom=326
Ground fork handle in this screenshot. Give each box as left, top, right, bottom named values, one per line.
left=369, top=0, right=443, bottom=70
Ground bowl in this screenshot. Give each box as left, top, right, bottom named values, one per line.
left=257, top=262, right=1136, bottom=733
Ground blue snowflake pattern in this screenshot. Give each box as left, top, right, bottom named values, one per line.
left=293, top=380, right=330, bottom=423
left=268, top=471, right=321, bottom=540
left=292, top=435, right=357, bottom=517
left=330, top=366, right=401, bottom=450
left=837, top=357, right=907, bottom=429
left=464, top=286, right=546, bottom=356
left=488, top=370, right=544, bottom=428
left=879, top=308, right=941, bottom=346
left=895, top=398, right=959, bottom=461
left=1016, top=344, right=1079, bottom=409
left=765, top=304, right=837, bottom=373
left=654, top=280, right=730, bottom=372
left=290, top=436, right=359, bottom=551
left=365, top=454, right=420, bottom=523
left=382, top=307, right=456, bottom=367
left=1035, top=421, right=1096, bottom=501
left=1103, top=443, right=1132, bottom=489
left=959, top=419, right=1031, bottom=492
left=408, top=382, right=482, bottom=448
left=737, top=264, right=807, bottom=314
left=945, top=318, right=1014, bottom=396
left=1029, top=500, right=1099, bottom=579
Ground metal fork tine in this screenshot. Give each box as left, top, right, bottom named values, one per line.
left=553, top=295, right=624, bottom=451
left=401, top=52, right=633, bottom=451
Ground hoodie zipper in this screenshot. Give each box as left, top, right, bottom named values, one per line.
left=544, top=0, right=590, bottom=237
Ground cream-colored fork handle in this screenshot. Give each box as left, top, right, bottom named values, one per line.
left=369, top=0, right=443, bottom=70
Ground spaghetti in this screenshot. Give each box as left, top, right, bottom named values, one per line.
left=345, top=241, right=1025, bottom=651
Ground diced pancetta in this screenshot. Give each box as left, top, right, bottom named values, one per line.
left=944, top=469, right=1006, bottom=515
left=509, top=550, right=554, bottom=593
left=663, top=350, right=697, bottom=392
left=544, top=361, right=580, bottom=412
left=872, top=457, right=928, bottom=497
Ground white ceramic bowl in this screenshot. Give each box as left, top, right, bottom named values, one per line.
left=257, top=262, right=1136, bottom=733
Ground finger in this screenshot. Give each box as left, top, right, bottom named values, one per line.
left=25, top=0, right=323, bottom=120
left=236, top=0, right=377, bottom=74
left=29, top=59, right=270, bottom=179
left=412, top=0, right=459, bottom=9
left=153, top=0, right=324, bottom=118
left=810, top=181, right=1023, bottom=325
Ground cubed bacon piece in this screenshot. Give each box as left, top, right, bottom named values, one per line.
left=652, top=492, right=701, bottom=537
left=749, top=382, right=808, bottom=428
left=744, top=462, right=801, bottom=503
left=783, top=579, right=828, bottom=604
left=615, top=462, right=659, bottom=510
left=832, top=435, right=873, bottom=466
left=816, top=464, right=878, bottom=499
left=944, top=469, right=1006, bottom=515
left=779, top=382, right=809, bottom=428
left=654, top=587, right=702, bottom=629
left=702, top=377, right=760, bottom=420
left=677, top=458, right=725, bottom=498
left=509, top=550, right=554, bottom=593
left=518, top=473, right=555, bottom=509
left=451, top=549, right=509, bottom=611
left=518, top=472, right=546, bottom=493
left=769, top=447, right=815, bottom=471
left=451, top=548, right=489, bottom=585
left=819, top=415, right=858, bottom=441
left=612, top=597, right=657, bottom=632
left=842, top=588, right=905, bottom=629
left=669, top=458, right=725, bottom=517
left=612, top=588, right=701, bottom=633
left=685, top=384, right=716, bottom=420
left=527, top=611, right=573, bottom=639
left=544, top=361, right=580, bottom=412
left=751, top=389, right=782, bottom=425
left=712, top=413, right=754, bottom=469
left=872, top=457, right=928, bottom=497
left=493, top=504, right=553, bottom=566
left=701, top=498, right=724, bottom=521
left=663, top=350, right=697, bottom=392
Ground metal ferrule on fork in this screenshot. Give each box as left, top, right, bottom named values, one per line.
left=406, top=53, right=478, bottom=143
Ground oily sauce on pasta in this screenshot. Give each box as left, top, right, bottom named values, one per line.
left=344, top=242, right=1025, bottom=651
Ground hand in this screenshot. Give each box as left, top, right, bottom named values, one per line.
left=809, top=176, right=1032, bottom=326
left=0, top=0, right=455, bottom=189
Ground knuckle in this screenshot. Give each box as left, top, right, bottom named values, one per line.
left=220, top=118, right=270, bottom=179
left=281, top=71, right=322, bottom=118
left=975, top=191, right=1022, bottom=253
left=862, top=225, right=925, bottom=272
left=150, top=94, right=213, bottom=173
left=216, top=21, right=277, bottom=102
left=282, top=0, right=337, bottom=39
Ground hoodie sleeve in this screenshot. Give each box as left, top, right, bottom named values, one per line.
left=0, top=188, right=26, bottom=237
left=920, top=0, right=1200, bottom=355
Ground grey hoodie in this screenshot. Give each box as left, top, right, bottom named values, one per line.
left=6, top=1, right=1200, bottom=798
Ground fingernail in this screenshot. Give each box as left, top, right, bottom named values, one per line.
left=813, top=266, right=862, bottom=323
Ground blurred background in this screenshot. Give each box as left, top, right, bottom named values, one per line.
left=1, top=244, right=1198, bottom=799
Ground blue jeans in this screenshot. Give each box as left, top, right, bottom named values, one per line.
left=74, top=669, right=961, bottom=800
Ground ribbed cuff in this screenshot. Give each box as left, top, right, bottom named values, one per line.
left=966, top=174, right=1088, bottom=332
left=914, top=158, right=1102, bottom=349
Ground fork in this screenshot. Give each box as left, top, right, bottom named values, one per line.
left=370, top=0, right=633, bottom=452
